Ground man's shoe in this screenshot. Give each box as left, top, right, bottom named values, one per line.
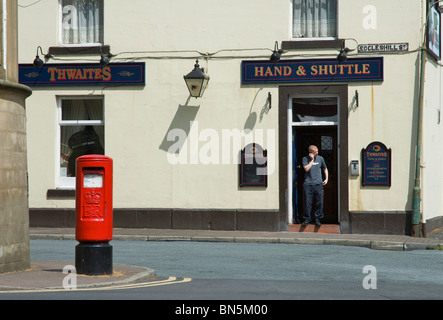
left=315, top=219, right=322, bottom=227
left=302, top=220, right=309, bottom=226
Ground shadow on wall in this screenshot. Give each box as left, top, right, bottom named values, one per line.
left=159, top=89, right=271, bottom=155
left=159, top=96, right=200, bottom=153
left=244, top=88, right=272, bottom=132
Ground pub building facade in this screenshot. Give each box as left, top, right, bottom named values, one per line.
left=18, top=0, right=443, bottom=235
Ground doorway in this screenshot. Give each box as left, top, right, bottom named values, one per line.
left=289, top=97, right=339, bottom=224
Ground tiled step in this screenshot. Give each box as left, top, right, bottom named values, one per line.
left=289, top=224, right=340, bottom=234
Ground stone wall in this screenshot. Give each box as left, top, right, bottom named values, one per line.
left=0, top=81, right=32, bottom=273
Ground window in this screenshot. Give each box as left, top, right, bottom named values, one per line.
left=292, top=0, right=337, bottom=39
left=292, top=97, right=338, bottom=124
left=58, top=97, right=104, bottom=188
left=60, top=0, right=103, bottom=45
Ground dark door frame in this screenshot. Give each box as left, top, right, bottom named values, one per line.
left=278, top=85, right=349, bottom=233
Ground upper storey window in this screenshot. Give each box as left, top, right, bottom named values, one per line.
left=60, top=0, right=103, bottom=45
left=292, top=0, right=337, bottom=39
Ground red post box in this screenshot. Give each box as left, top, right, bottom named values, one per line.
left=75, top=155, right=113, bottom=242
left=75, top=155, right=113, bottom=275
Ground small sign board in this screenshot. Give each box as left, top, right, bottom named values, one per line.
left=362, top=141, right=391, bottom=187
left=239, top=143, right=267, bottom=187
left=426, top=0, right=441, bottom=61
left=357, top=43, right=409, bottom=53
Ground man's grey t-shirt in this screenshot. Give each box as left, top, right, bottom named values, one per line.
left=302, top=155, right=327, bottom=185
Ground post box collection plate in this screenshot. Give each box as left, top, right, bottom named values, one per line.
left=83, top=174, right=103, bottom=188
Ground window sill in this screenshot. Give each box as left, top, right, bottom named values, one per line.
left=48, top=45, right=110, bottom=55
left=281, top=39, right=344, bottom=50
left=47, top=189, right=75, bottom=199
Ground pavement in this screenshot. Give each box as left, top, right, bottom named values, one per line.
left=1, top=226, right=442, bottom=292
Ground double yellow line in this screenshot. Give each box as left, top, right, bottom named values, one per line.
left=0, top=276, right=192, bottom=294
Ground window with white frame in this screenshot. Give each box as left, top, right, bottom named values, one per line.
left=60, top=0, right=103, bottom=45
left=292, top=0, right=337, bottom=39
left=58, top=97, right=104, bottom=187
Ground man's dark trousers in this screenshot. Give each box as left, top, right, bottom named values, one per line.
left=302, top=183, right=324, bottom=222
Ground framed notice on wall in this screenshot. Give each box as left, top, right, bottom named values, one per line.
left=427, top=0, right=441, bottom=60
left=362, top=141, right=391, bottom=187
left=239, top=143, right=267, bottom=187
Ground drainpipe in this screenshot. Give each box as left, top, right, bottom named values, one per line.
left=412, top=36, right=426, bottom=237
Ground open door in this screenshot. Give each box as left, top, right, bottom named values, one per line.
left=290, top=96, right=339, bottom=224
left=293, top=126, right=338, bottom=224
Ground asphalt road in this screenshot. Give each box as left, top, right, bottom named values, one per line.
left=4, top=239, right=443, bottom=301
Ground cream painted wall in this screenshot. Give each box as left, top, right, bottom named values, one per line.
left=422, top=59, right=443, bottom=222
left=18, top=0, right=284, bottom=210
left=22, top=64, right=279, bottom=209
left=344, top=0, right=423, bottom=212
left=345, top=0, right=443, bottom=221
left=348, top=53, right=420, bottom=212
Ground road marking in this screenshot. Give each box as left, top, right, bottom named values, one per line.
left=0, top=276, right=192, bottom=294
left=93, top=277, right=192, bottom=291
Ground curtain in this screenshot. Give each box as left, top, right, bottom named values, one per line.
left=293, top=0, right=337, bottom=38
left=62, top=0, right=103, bottom=44
left=85, top=100, right=105, bottom=147
left=60, top=99, right=104, bottom=177
left=60, top=100, right=87, bottom=165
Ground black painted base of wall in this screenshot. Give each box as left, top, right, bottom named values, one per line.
left=29, top=208, right=282, bottom=232
left=349, top=211, right=413, bottom=236
left=29, top=208, right=443, bottom=235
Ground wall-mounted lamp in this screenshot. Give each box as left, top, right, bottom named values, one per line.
left=100, top=55, right=109, bottom=66
left=337, top=43, right=351, bottom=63
left=270, top=41, right=284, bottom=62
left=100, top=47, right=111, bottom=66
left=33, top=46, right=52, bottom=67
left=183, top=59, right=210, bottom=98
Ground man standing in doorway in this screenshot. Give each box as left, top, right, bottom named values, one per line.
left=302, top=145, right=328, bottom=226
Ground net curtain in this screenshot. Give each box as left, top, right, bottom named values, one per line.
left=62, top=0, right=103, bottom=44
left=60, top=99, right=104, bottom=168
left=293, top=0, right=337, bottom=38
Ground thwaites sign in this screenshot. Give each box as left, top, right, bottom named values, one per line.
left=361, top=141, right=391, bottom=187
left=19, top=62, right=145, bottom=86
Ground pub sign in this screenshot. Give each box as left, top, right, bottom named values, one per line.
left=239, top=143, right=268, bottom=187
left=242, top=57, right=383, bottom=84
left=362, top=141, right=391, bottom=187
left=19, top=62, right=145, bottom=86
